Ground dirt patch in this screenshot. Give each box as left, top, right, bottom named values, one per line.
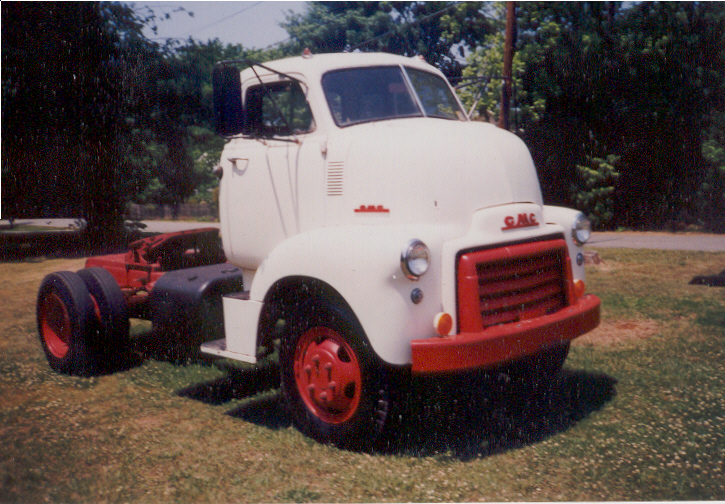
left=134, top=415, right=165, bottom=430
left=573, top=318, right=661, bottom=347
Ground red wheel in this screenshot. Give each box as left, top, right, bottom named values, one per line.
left=294, top=326, right=363, bottom=424
left=39, top=291, right=72, bottom=359
left=37, top=271, right=97, bottom=376
left=280, top=296, right=393, bottom=448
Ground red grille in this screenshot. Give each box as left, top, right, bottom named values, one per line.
left=457, top=239, right=572, bottom=333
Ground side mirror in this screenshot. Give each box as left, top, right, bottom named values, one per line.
left=213, top=64, right=245, bottom=136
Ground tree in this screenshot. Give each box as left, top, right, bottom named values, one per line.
left=469, top=1, right=725, bottom=230
left=281, top=2, right=493, bottom=79
left=573, top=155, right=620, bottom=229
left=281, top=2, right=393, bottom=54
left=2, top=2, right=131, bottom=246
left=123, top=38, right=280, bottom=210
left=612, top=2, right=725, bottom=229
left=458, top=2, right=541, bottom=126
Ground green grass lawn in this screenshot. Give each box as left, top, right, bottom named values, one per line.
left=1, top=248, right=723, bottom=502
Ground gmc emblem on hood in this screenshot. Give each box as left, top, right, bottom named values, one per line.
left=502, top=213, right=539, bottom=230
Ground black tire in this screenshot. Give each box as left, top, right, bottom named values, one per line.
left=279, top=298, right=391, bottom=448
left=37, top=271, right=98, bottom=376
left=77, top=267, right=130, bottom=366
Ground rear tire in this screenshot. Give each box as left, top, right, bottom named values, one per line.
left=77, top=267, right=130, bottom=368
left=279, top=298, right=391, bottom=448
left=37, top=271, right=97, bottom=376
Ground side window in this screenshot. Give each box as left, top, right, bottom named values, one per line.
left=246, top=81, right=314, bottom=136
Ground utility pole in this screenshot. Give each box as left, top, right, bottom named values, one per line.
left=499, top=1, right=515, bottom=130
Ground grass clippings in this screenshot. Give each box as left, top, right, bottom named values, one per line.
left=1, top=248, right=724, bottom=502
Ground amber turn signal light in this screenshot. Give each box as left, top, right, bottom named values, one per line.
left=434, top=312, right=453, bottom=336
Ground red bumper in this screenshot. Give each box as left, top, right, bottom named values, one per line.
left=411, top=294, right=600, bottom=373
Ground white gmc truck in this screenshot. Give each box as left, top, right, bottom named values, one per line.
left=37, top=52, right=600, bottom=447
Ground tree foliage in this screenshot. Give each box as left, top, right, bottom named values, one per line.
left=2, top=2, right=130, bottom=244
left=281, top=1, right=493, bottom=79
left=460, top=1, right=725, bottom=230
left=574, top=155, right=620, bottom=229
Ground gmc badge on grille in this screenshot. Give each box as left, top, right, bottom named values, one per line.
left=502, top=213, right=539, bottom=230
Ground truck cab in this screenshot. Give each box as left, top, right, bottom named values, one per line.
left=37, top=51, right=600, bottom=447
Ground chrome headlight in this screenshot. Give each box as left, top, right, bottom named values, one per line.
left=572, top=214, right=592, bottom=246
left=401, top=240, right=430, bottom=280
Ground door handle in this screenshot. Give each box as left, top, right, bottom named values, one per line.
left=229, top=158, right=249, bottom=174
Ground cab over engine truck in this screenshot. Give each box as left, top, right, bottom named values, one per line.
left=37, top=52, right=601, bottom=447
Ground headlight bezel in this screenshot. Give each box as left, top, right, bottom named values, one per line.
left=572, top=214, right=592, bottom=246
left=401, top=239, right=430, bottom=280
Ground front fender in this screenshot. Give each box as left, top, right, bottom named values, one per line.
left=249, top=225, right=450, bottom=365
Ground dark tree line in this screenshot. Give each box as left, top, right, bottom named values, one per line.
left=2, top=2, right=272, bottom=242
left=2, top=1, right=724, bottom=237
left=513, top=2, right=725, bottom=230
left=2, top=2, right=129, bottom=245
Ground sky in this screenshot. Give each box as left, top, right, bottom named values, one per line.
left=133, top=1, right=309, bottom=49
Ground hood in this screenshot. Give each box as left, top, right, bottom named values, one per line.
left=324, top=118, right=543, bottom=228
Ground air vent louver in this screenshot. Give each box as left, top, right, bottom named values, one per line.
left=327, top=161, right=344, bottom=196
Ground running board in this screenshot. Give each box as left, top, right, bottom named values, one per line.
left=200, top=338, right=257, bottom=364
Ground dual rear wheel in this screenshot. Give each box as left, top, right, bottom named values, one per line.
left=37, top=268, right=129, bottom=376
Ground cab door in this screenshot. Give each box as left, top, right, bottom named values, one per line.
left=224, top=79, right=315, bottom=268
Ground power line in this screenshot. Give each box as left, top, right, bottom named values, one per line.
left=262, top=36, right=294, bottom=51
left=186, top=2, right=262, bottom=37
left=347, top=3, right=457, bottom=52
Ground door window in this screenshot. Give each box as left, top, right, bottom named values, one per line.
left=246, top=81, right=315, bottom=136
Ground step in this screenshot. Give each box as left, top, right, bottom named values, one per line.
left=200, top=338, right=256, bottom=364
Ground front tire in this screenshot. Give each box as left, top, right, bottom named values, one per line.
left=279, top=298, right=390, bottom=448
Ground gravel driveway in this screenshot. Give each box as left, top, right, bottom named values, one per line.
left=587, top=231, right=725, bottom=252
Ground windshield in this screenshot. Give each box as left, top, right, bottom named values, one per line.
left=322, top=66, right=465, bottom=127
left=405, top=67, right=466, bottom=121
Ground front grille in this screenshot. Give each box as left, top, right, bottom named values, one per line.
left=457, top=239, right=570, bottom=332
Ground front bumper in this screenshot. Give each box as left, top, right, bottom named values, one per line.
left=410, top=294, right=600, bottom=373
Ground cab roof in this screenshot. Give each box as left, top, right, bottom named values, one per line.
left=239, top=51, right=445, bottom=84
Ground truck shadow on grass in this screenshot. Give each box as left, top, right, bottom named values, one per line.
left=126, top=332, right=292, bottom=429
left=177, top=361, right=289, bottom=429
left=174, top=359, right=617, bottom=460
left=382, top=369, right=617, bottom=460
